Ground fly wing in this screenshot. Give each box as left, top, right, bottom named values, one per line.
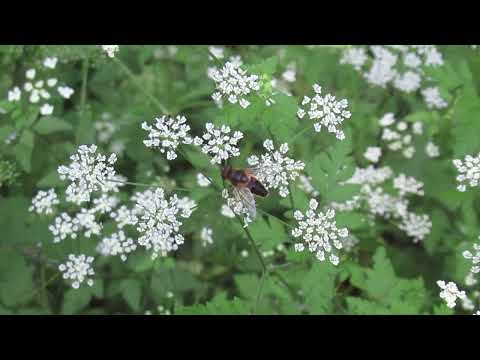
left=233, top=186, right=256, bottom=219
left=246, top=166, right=262, bottom=177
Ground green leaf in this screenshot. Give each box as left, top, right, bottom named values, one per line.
left=121, top=279, right=142, bottom=312
left=62, top=287, right=92, bottom=315
left=176, top=293, right=250, bottom=315
left=14, top=129, right=35, bottom=172
left=300, top=262, right=338, bottom=314
left=0, top=251, right=35, bottom=307
left=33, top=116, right=72, bottom=135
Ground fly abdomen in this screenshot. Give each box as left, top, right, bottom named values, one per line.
left=248, top=179, right=268, bottom=197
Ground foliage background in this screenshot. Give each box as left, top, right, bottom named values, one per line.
left=0, top=45, right=478, bottom=315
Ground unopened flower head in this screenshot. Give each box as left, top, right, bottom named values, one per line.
left=97, top=231, right=137, bottom=261
left=59, top=254, right=95, bottom=289
left=193, top=123, right=243, bottom=164
left=291, top=199, right=348, bottom=266
left=57, top=145, right=120, bottom=205
left=29, top=188, right=59, bottom=215
left=210, top=61, right=260, bottom=109
left=142, top=115, right=193, bottom=160
left=132, top=188, right=192, bottom=259
left=297, top=84, right=352, bottom=140
left=453, top=153, right=480, bottom=192
left=247, top=140, right=305, bottom=197
left=437, top=280, right=466, bottom=308
left=101, top=45, right=119, bottom=58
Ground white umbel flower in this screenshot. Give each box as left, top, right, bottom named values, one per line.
left=291, top=199, right=348, bottom=266
left=209, top=61, right=260, bottom=108
left=74, top=208, right=102, bottom=238
left=463, top=242, right=480, bottom=275
left=247, top=140, right=305, bottom=197
left=57, top=145, right=119, bottom=205
left=425, top=141, right=440, bottom=158
left=200, top=227, right=214, bottom=247
left=97, top=231, right=137, bottom=261
left=58, top=86, right=74, bottom=99
left=133, top=188, right=192, bottom=259
left=437, top=280, right=466, bottom=309
left=398, top=212, right=432, bottom=243
left=142, top=115, right=193, bottom=160
left=29, top=188, right=59, bottom=215
left=43, top=57, right=58, bottom=69
left=59, top=254, right=95, bottom=289
left=101, top=45, right=119, bottom=58
left=364, top=146, right=382, bottom=163
left=40, top=103, right=54, bottom=115
left=110, top=205, right=138, bottom=229
left=49, top=213, right=79, bottom=243
left=340, top=47, right=368, bottom=70
left=422, top=87, right=448, bottom=109
left=92, top=194, right=119, bottom=214
left=393, top=174, right=424, bottom=197
left=297, top=83, right=352, bottom=140
left=7, top=86, right=21, bottom=102
left=453, top=153, right=480, bottom=192
left=193, top=123, right=243, bottom=164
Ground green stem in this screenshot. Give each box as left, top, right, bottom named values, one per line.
left=113, top=57, right=171, bottom=115
left=254, top=271, right=266, bottom=315
left=107, top=178, right=191, bottom=192
left=80, top=57, right=89, bottom=114
left=206, top=47, right=224, bottom=67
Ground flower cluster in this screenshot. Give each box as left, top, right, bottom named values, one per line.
left=425, top=141, right=440, bottom=158
left=297, top=84, right=351, bottom=140
left=29, top=188, right=59, bottom=215
left=59, top=254, right=95, bottom=289
left=132, top=188, right=194, bottom=259
left=437, top=280, right=466, bottom=308
left=463, top=242, right=480, bottom=275
left=453, top=153, right=480, bottom=192
left=200, top=227, right=214, bottom=247
left=421, top=87, right=448, bottom=109
left=292, top=199, right=348, bottom=265
left=332, top=166, right=431, bottom=243
left=57, top=145, right=120, bottom=204
left=101, top=45, right=119, bottom=58
left=247, top=140, right=305, bottom=197
left=142, top=115, right=193, bottom=160
left=193, top=123, right=243, bottom=164
left=271, top=62, right=296, bottom=96
left=6, top=59, right=74, bottom=116
left=97, top=231, right=137, bottom=261
left=340, top=45, right=446, bottom=108
left=209, top=61, right=260, bottom=108
left=364, top=146, right=382, bottom=163
left=379, top=113, right=423, bottom=159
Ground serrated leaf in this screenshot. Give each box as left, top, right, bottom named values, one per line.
left=120, top=279, right=142, bottom=312
left=14, top=129, right=34, bottom=172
